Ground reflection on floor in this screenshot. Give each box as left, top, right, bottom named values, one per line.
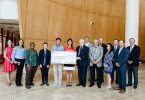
left=0, top=64, right=145, bottom=100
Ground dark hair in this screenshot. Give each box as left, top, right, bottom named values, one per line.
left=107, top=43, right=113, bottom=53
left=114, top=39, right=118, bottom=42
left=67, top=38, right=74, bottom=48
left=119, top=40, right=125, bottom=43
left=17, top=39, right=24, bottom=48
left=43, top=42, right=48, bottom=45
left=56, top=38, right=61, bottom=42
left=30, top=42, right=35, bottom=46
left=129, top=38, right=135, bottom=41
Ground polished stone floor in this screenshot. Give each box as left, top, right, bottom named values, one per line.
left=0, top=64, right=145, bottom=100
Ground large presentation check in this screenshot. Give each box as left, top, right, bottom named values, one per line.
left=51, top=51, right=77, bottom=64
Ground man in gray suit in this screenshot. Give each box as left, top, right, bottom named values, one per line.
left=89, top=39, right=103, bottom=88
left=84, top=36, right=92, bottom=81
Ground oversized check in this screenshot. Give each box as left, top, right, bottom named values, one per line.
left=51, top=51, right=77, bottom=64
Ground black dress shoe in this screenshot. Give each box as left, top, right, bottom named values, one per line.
left=46, top=83, right=49, bottom=86
left=20, top=84, right=23, bottom=86
left=41, top=83, right=45, bottom=86
left=88, top=84, right=94, bottom=87
left=82, top=85, right=86, bottom=87
left=26, top=85, right=31, bottom=89
left=127, top=84, right=132, bottom=87
left=30, top=83, right=34, bottom=86
left=133, top=86, right=137, bottom=89
left=97, top=84, right=101, bottom=88
left=76, top=83, right=81, bottom=86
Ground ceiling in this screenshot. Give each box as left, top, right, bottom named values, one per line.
left=0, top=19, right=19, bottom=33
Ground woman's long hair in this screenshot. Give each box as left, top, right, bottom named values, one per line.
left=67, top=38, right=74, bottom=48
left=17, top=39, right=24, bottom=48
left=107, top=43, right=113, bottom=54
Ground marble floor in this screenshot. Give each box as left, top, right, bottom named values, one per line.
left=0, top=64, right=145, bottom=100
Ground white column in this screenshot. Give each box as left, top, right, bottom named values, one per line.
left=125, top=0, right=139, bottom=46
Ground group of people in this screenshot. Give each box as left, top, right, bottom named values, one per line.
left=2, top=36, right=140, bottom=94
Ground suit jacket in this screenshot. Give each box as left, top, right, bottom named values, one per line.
left=89, top=46, right=103, bottom=67
left=99, top=43, right=107, bottom=61
left=38, top=49, right=51, bottom=66
left=114, top=47, right=129, bottom=68
left=113, top=45, right=119, bottom=60
left=127, top=45, right=140, bottom=66
left=76, top=45, right=89, bottom=64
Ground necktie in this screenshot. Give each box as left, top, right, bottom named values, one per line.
left=114, top=46, right=117, bottom=52
left=43, top=51, right=46, bottom=66
left=79, top=46, right=83, bottom=56
left=93, top=47, right=97, bottom=59
left=118, top=47, right=122, bottom=55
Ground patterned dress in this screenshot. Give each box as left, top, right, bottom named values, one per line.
left=104, top=51, right=114, bottom=74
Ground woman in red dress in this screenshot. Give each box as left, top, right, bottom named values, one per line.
left=64, top=39, right=75, bottom=87
left=3, top=40, right=15, bottom=86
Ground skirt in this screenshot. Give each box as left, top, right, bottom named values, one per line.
left=63, top=66, right=75, bottom=70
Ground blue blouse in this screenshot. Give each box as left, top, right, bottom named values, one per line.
left=11, top=46, right=26, bottom=61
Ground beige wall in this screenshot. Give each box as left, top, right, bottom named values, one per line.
left=17, top=0, right=145, bottom=59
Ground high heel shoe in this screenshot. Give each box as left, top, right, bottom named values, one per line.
left=7, top=82, right=11, bottom=87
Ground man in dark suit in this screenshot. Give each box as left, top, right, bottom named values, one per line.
left=76, top=39, right=89, bottom=87
left=127, top=38, right=140, bottom=89
left=98, top=37, right=107, bottom=83
left=114, top=40, right=129, bottom=94
left=38, top=42, right=51, bottom=86
left=111, top=39, right=119, bottom=83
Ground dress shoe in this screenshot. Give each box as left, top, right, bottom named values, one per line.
left=97, top=84, right=101, bottom=88
left=119, top=89, right=126, bottom=94
left=127, top=84, right=132, bottom=87
left=88, top=84, right=94, bottom=87
left=40, top=83, right=45, bottom=86
left=30, top=83, right=34, bottom=86
left=19, top=84, right=23, bottom=86
left=46, top=83, right=49, bottom=86
left=76, top=83, right=82, bottom=86
left=82, top=85, right=86, bottom=87
left=26, top=85, right=31, bottom=89
left=133, top=86, right=137, bottom=89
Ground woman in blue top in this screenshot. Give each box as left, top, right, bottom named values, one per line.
left=12, top=39, right=26, bottom=87
left=103, top=43, right=114, bottom=89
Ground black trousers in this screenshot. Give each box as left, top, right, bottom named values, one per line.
left=15, top=59, right=25, bottom=86
left=25, top=66, right=37, bottom=86
left=77, top=61, right=87, bottom=86
left=90, top=64, right=103, bottom=85
left=41, top=66, right=49, bottom=84
left=128, top=65, right=138, bottom=86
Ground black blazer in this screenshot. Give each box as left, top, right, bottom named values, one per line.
left=127, top=45, right=140, bottom=66
left=113, top=45, right=119, bottom=60
left=38, top=49, right=51, bottom=66
left=76, top=45, right=89, bottom=63
left=99, top=43, right=107, bottom=59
